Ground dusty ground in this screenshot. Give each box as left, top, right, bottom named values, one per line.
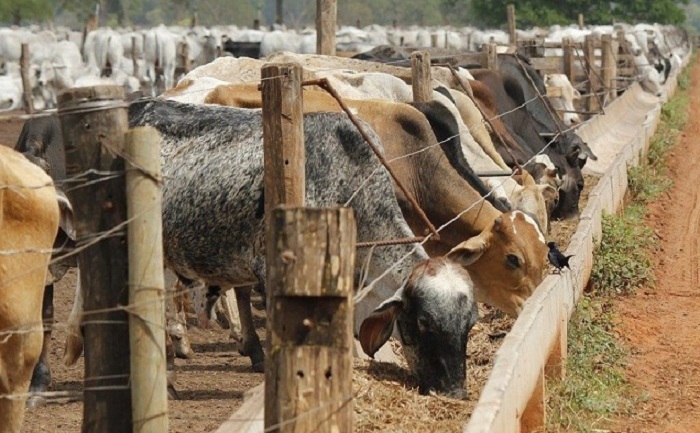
left=2, top=106, right=596, bottom=432
left=608, top=57, right=700, bottom=433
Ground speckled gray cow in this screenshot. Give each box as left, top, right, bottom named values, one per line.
left=125, top=99, right=480, bottom=396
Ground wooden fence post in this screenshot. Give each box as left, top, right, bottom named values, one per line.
left=520, top=365, right=546, bottom=433
left=481, top=42, right=498, bottom=70
left=578, top=13, right=584, bottom=29
left=507, top=4, right=516, bottom=45
left=316, top=0, right=337, bottom=55
left=265, top=207, right=356, bottom=433
left=410, top=51, right=432, bottom=102
left=276, top=0, right=283, bottom=25
left=131, top=36, right=139, bottom=80
left=562, top=37, right=575, bottom=85
left=180, top=42, right=190, bottom=74
left=601, top=34, right=617, bottom=103
left=430, top=33, right=438, bottom=48
left=260, top=63, right=305, bottom=226
left=57, top=85, right=131, bottom=433
left=545, top=309, right=568, bottom=380
left=125, top=127, right=168, bottom=433
left=584, top=34, right=600, bottom=114
left=20, top=43, right=34, bottom=114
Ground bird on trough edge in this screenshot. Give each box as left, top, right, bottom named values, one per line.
left=547, top=241, right=573, bottom=274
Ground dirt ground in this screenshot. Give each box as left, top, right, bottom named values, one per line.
left=2, top=105, right=594, bottom=432
left=607, top=57, right=700, bottom=433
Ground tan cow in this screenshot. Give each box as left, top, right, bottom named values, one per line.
left=0, top=146, right=59, bottom=433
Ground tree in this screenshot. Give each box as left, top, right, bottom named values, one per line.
left=471, top=0, right=688, bottom=29
left=0, top=0, right=53, bottom=25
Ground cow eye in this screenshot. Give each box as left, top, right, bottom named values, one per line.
left=506, top=254, right=521, bottom=269
left=417, top=316, right=432, bottom=334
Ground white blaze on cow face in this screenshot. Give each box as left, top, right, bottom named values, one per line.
left=359, top=257, right=478, bottom=398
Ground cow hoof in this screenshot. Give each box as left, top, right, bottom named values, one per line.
left=26, top=395, right=47, bottom=409
left=252, top=360, right=265, bottom=373
left=174, top=337, right=194, bottom=359
left=167, top=384, right=180, bottom=400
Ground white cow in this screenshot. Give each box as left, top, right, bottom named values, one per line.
left=544, top=73, right=581, bottom=125
left=143, top=26, right=179, bottom=94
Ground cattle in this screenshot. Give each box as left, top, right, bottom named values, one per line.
left=13, top=115, right=78, bottom=407
left=143, top=26, right=179, bottom=94
left=52, top=99, right=546, bottom=397
left=0, top=145, right=60, bottom=431
left=360, top=257, right=478, bottom=398
left=123, top=99, right=491, bottom=394
left=468, top=54, right=596, bottom=221
left=543, top=73, right=582, bottom=126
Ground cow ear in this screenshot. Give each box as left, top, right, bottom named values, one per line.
left=447, top=236, right=486, bottom=267
left=539, top=184, right=558, bottom=201
left=359, top=297, right=402, bottom=358
left=56, top=190, right=76, bottom=241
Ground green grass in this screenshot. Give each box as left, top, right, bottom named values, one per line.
left=545, top=55, right=694, bottom=432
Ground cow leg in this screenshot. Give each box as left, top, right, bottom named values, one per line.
left=234, top=286, right=264, bottom=372
left=63, top=273, right=83, bottom=366
left=164, top=331, right=179, bottom=400
left=26, top=283, right=54, bottom=408
left=166, top=278, right=193, bottom=359
left=219, top=288, right=243, bottom=350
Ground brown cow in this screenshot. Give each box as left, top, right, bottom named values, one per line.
left=0, top=146, right=60, bottom=432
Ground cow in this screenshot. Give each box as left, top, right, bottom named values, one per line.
left=543, top=73, right=582, bottom=126
left=0, top=145, right=61, bottom=431
left=13, top=115, right=77, bottom=408
left=109, top=99, right=493, bottom=396
left=143, top=26, right=179, bottom=94
left=467, top=54, right=596, bottom=221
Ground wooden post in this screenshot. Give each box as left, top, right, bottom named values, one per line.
left=57, top=85, right=131, bottom=433
left=264, top=207, right=356, bottom=433
left=125, top=127, right=168, bottom=433
left=520, top=365, right=546, bottom=432
left=260, top=63, right=305, bottom=230
left=410, top=51, right=432, bottom=102
left=356, top=19, right=361, bottom=28
left=276, top=0, right=283, bottom=25
left=131, top=36, right=139, bottom=80
left=253, top=18, right=260, bottom=30
left=316, top=0, right=337, bottom=55
left=507, top=4, right=516, bottom=45
left=578, top=13, right=584, bottom=29
left=545, top=310, right=568, bottom=380
left=584, top=34, right=600, bottom=114
left=562, top=37, right=575, bottom=85
left=20, top=43, right=34, bottom=114
left=430, top=33, right=438, bottom=47
left=399, top=36, right=404, bottom=46
left=180, top=41, right=190, bottom=74
left=481, top=42, right=498, bottom=70
left=190, top=11, right=198, bottom=28
left=601, top=33, right=616, bottom=103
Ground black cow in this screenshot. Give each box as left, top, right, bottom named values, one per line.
left=13, top=115, right=76, bottom=408
left=468, top=54, right=596, bottom=220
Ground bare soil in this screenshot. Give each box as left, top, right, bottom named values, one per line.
left=608, top=57, right=700, bottom=432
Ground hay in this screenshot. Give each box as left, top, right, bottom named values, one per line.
left=352, top=173, right=602, bottom=431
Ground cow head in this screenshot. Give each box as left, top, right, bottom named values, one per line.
left=359, top=257, right=478, bottom=398
left=447, top=210, right=547, bottom=317
left=511, top=169, right=558, bottom=234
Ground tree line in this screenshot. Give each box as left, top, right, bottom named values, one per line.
left=0, top=0, right=691, bottom=30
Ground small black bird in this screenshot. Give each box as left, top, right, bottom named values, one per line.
left=547, top=241, right=573, bottom=273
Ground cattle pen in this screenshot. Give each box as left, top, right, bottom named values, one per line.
left=0, top=3, right=693, bottom=433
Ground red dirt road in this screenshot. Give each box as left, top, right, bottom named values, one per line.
left=611, top=56, right=700, bottom=432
